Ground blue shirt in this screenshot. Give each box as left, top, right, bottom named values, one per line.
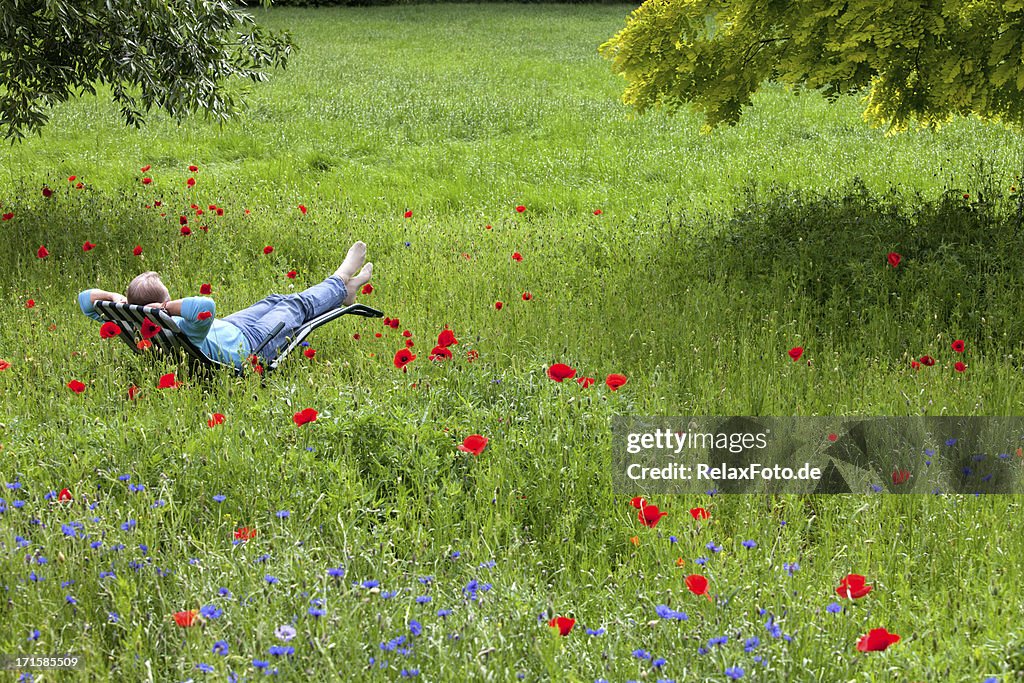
left=78, top=290, right=251, bottom=369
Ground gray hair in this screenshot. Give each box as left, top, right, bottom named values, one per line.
left=126, top=272, right=170, bottom=305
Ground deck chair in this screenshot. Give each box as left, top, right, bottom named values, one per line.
left=94, top=301, right=383, bottom=375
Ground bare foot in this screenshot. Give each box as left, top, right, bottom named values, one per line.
left=333, top=241, right=367, bottom=281
left=343, top=263, right=373, bottom=306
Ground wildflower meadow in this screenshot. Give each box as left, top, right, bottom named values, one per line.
left=1, top=5, right=1024, bottom=682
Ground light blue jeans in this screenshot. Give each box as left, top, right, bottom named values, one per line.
left=223, top=276, right=348, bottom=361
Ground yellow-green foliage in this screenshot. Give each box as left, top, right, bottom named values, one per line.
left=599, top=0, right=1024, bottom=132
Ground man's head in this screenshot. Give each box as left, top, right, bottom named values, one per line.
left=126, top=272, right=170, bottom=306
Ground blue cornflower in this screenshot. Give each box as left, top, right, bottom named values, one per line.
left=400, top=670, right=419, bottom=678
left=65, top=595, right=77, bottom=605
left=741, top=540, right=757, bottom=549
left=213, top=494, right=226, bottom=502
left=99, top=571, right=116, bottom=580
left=196, top=663, right=214, bottom=673
left=450, top=551, right=460, bottom=559
left=276, top=510, right=290, bottom=519
left=826, top=602, right=842, bottom=614
left=120, top=519, right=136, bottom=531
left=437, top=609, right=452, bottom=618
left=632, top=649, right=651, bottom=660
left=381, top=590, right=398, bottom=599
left=706, top=541, right=722, bottom=553
left=479, top=560, right=496, bottom=569
left=28, top=629, right=40, bottom=641
left=44, top=491, right=56, bottom=501
left=765, top=617, right=782, bottom=639
left=694, top=557, right=708, bottom=566
left=90, top=541, right=102, bottom=549
left=870, top=484, right=883, bottom=492
left=586, top=627, right=606, bottom=636
left=253, top=659, right=269, bottom=670
left=200, top=605, right=222, bottom=620
left=668, top=536, right=678, bottom=543
left=744, top=637, right=759, bottom=652
left=327, top=567, right=345, bottom=578
left=268, top=645, right=294, bottom=657
left=28, top=571, right=41, bottom=582
left=416, top=596, right=432, bottom=604
left=213, top=640, right=229, bottom=656
left=708, top=636, right=728, bottom=647
left=118, top=474, right=131, bottom=482
left=417, top=576, right=433, bottom=584
left=381, top=636, right=407, bottom=652
left=12, top=500, right=25, bottom=509
left=308, top=607, right=326, bottom=618
left=6, top=481, right=21, bottom=489
left=152, top=500, right=166, bottom=508
left=404, top=242, right=411, bottom=247
left=255, top=553, right=271, bottom=563
left=264, top=575, right=279, bottom=585
left=61, top=524, right=76, bottom=537
left=783, top=562, right=800, bottom=576
left=652, top=657, right=666, bottom=669
left=61, top=580, right=75, bottom=588
left=361, top=579, right=380, bottom=589
left=218, top=588, right=231, bottom=597
left=409, top=620, right=423, bottom=637
left=655, top=605, right=688, bottom=621
left=725, top=666, right=745, bottom=680
left=946, top=438, right=958, bottom=446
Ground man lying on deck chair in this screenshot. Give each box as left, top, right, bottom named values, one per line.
left=77, top=241, right=374, bottom=370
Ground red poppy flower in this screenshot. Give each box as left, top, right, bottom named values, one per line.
left=689, top=507, right=710, bottom=520
left=494, top=301, right=503, bottom=310
left=25, top=299, right=35, bottom=308
left=375, top=333, right=382, bottom=338
left=142, top=177, right=152, bottom=185
left=919, top=355, right=935, bottom=366
left=512, top=252, right=523, bottom=262
left=954, top=361, right=966, bottom=373
left=190, top=204, right=199, bottom=210
left=485, top=224, right=492, bottom=230
left=856, top=628, right=900, bottom=652
left=140, top=165, right=151, bottom=172
left=951, top=339, right=965, bottom=353
left=388, top=318, right=400, bottom=330
left=287, top=270, right=297, bottom=279
left=577, top=376, right=595, bottom=388
left=515, top=205, right=526, bottom=213
left=234, top=526, right=257, bottom=540
left=394, top=348, right=416, bottom=370
left=827, top=432, right=838, bottom=442
left=136, top=340, right=152, bottom=351
left=199, top=283, right=212, bottom=295
left=0, top=359, right=10, bottom=371
left=788, top=346, right=804, bottom=361
left=457, top=434, right=489, bottom=455
left=629, top=496, right=646, bottom=509
left=836, top=573, right=873, bottom=599
left=157, top=373, right=181, bottom=389
left=154, top=200, right=162, bottom=207
left=638, top=503, right=667, bottom=528
left=99, top=322, right=122, bottom=339
left=466, top=349, right=479, bottom=362
left=125, top=385, right=141, bottom=402
left=1, top=212, right=12, bottom=221
left=216, top=208, right=224, bottom=216
left=886, top=252, right=902, bottom=268
left=36, top=246, right=48, bottom=258
left=141, top=319, right=161, bottom=340
left=58, top=487, right=73, bottom=503
left=197, top=311, right=212, bottom=321
left=522, top=292, right=533, bottom=301
left=293, top=408, right=318, bottom=426
left=361, top=283, right=373, bottom=295
left=547, top=363, right=577, bottom=382
left=605, top=373, right=627, bottom=391
left=404, top=210, right=412, bottom=218
left=67, top=380, right=86, bottom=394
left=353, top=333, right=361, bottom=340
left=133, top=245, right=143, bottom=256
left=180, top=226, right=191, bottom=236
left=593, top=209, right=602, bottom=215
left=186, top=178, right=196, bottom=188
left=892, top=468, right=911, bottom=485
left=462, top=252, right=471, bottom=260
left=195, top=209, right=204, bottom=216
left=263, top=245, right=274, bottom=255
left=685, top=574, right=709, bottom=596
left=429, top=345, right=453, bottom=361
left=187, top=164, right=198, bottom=172
left=910, top=360, right=921, bottom=369
left=173, top=610, right=198, bottom=627
left=208, top=413, right=226, bottom=428
left=82, top=241, right=96, bottom=252
left=42, top=187, right=53, bottom=197
left=437, top=329, right=458, bottom=348
left=304, top=348, right=316, bottom=359
left=68, top=176, right=76, bottom=182
left=402, top=330, right=412, bottom=338
left=252, top=363, right=264, bottom=374
left=548, top=616, right=575, bottom=636
left=298, top=204, right=307, bottom=215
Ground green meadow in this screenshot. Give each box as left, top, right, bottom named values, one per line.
left=1, top=5, right=1023, bottom=681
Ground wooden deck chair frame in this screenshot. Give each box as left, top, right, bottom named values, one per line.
left=94, top=301, right=383, bottom=376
